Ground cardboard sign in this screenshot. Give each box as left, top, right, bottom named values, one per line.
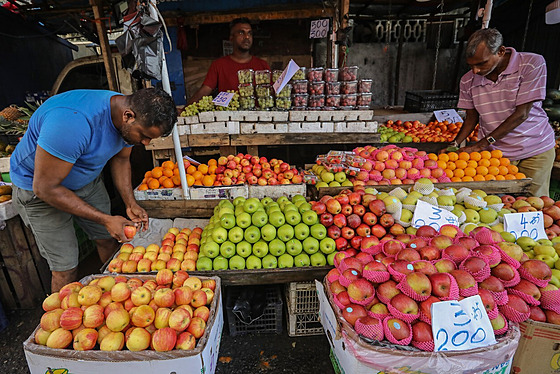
left=412, top=200, right=459, bottom=230
left=310, top=18, right=330, bottom=38
left=273, top=59, right=300, bottom=94
left=212, top=91, right=235, bottom=107
left=503, top=211, right=547, bottom=240
left=434, top=109, right=463, bottom=124
left=432, top=295, right=496, bottom=352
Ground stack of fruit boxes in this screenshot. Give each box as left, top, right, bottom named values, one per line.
left=286, top=282, right=323, bottom=336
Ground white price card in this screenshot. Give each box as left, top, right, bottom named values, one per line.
left=310, top=18, right=330, bottom=39
left=412, top=200, right=459, bottom=230
left=212, top=91, right=235, bottom=107
left=273, top=59, right=300, bottom=94
left=503, top=211, right=547, bottom=240
left=432, top=295, right=496, bottom=352
left=434, top=109, right=463, bottom=124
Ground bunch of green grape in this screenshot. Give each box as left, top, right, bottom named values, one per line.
left=215, top=90, right=240, bottom=111
left=180, top=103, right=199, bottom=117
left=196, top=96, right=215, bottom=112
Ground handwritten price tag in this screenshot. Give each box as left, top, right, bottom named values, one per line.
left=412, top=200, right=459, bottom=230
left=310, top=18, right=330, bottom=39
left=432, top=295, right=496, bottom=352
left=434, top=109, right=463, bottom=124
left=212, top=91, right=235, bottom=107
left=273, top=59, right=300, bottom=94
left=503, top=211, right=547, bottom=240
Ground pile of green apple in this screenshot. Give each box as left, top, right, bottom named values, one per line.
left=514, top=236, right=560, bottom=286
left=196, top=195, right=337, bottom=270
left=310, top=164, right=354, bottom=188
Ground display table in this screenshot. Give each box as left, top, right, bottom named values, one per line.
left=188, top=266, right=331, bottom=286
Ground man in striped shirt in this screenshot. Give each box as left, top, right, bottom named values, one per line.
left=452, top=28, right=555, bottom=197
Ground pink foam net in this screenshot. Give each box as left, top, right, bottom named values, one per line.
left=459, top=256, right=491, bottom=282
left=459, top=284, right=479, bottom=297
left=356, top=253, right=374, bottom=265
left=339, top=270, right=361, bottom=287
left=500, top=268, right=521, bottom=288
left=432, top=273, right=460, bottom=301
left=382, top=241, right=405, bottom=257
left=471, top=228, right=496, bottom=245
left=487, top=304, right=499, bottom=320
left=361, top=242, right=383, bottom=255
left=349, top=292, right=377, bottom=306
left=387, top=302, right=420, bottom=323
left=518, top=266, right=550, bottom=288
left=472, top=245, right=502, bottom=267
left=489, top=289, right=509, bottom=306
left=418, top=311, right=432, bottom=324
left=499, top=302, right=530, bottom=323
left=338, top=257, right=362, bottom=273
left=492, top=313, right=509, bottom=336
left=387, top=264, right=409, bottom=282
left=497, top=247, right=521, bottom=269
left=437, top=176, right=452, bottom=183
left=382, top=316, right=413, bottom=345
left=355, top=316, right=384, bottom=341
left=540, top=289, right=560, bottom=314
left=367, top=309, right=391, bottom=320
left=333, top=294, right=349, bottom=310
left=363, top=269, right=391, bottom=283
left=507, top=288, right=540, bottom=306
left=397, top=278, right=431, bottom=302
left=412, top=339, right=435, bottom=352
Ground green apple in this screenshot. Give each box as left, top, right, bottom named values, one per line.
left=260, top=224, right=277, bottom=242
left=342, top=180, right=354, bottom=187
left=235, top=205, right=245, bottom=216
left=292, top=195, right=306, bottom=205
left=294, top=223, right=310, bottom=240
left=220, top=213, right=236, bottom=229
left=212, top=227, right=228, bottom=244
left=327, top=252, right=336, bottom=266
left=286, top=239, right=303, bottom=256
left=406, top=226, right=417, bottom=235
left=479, top=208, right=498, bottom=224
left=454, top=204, right=466, bottom=212
left=437, top=196, right=454, bottom=207
left=218, top=207, right=234, bottom=218
left=321, top=172, right=334, bottom=183
left=213, top=256, right=229, bottom=270
left=534, top=245, right=556, bottom=257
left=219, top=199, right=234, bottom=209
left=251, top=210, right=268, bottom=228
left=269, top=211, right=286, bottom=228
left=220, top=241, right=236, bottom=258
left=268, top=239, right=286, bottom=257
left=298, top=202, right=313, bottom=214
left=328, top=181, right=341, bottom=187
left=500, top=231, right=516, bottom=243
left=400, top=209, right=413, bottom=223
left=261, top=197, right=274, bottom=207
left=316, top=181, right=328, bottom=188
left=252, top=240, right=269, bottom=258
left=283, top=203, right=298, bottom=213
left=196, top=257, right=213, bottom=271
left=464, top=209, right=480, bottom=224
left=233, top=196, right=246, bottom=206
left=294, top=253, right=311, bottom=267
left=277, top=224, right=295, bottom=242
left=310, top=252, right=327, bottom=266
left=334, top=172, right=346, bottom=183
left=244, top=225, right=261, bottom=244
left=310, top=224, right=327, bottom=240
left=228, top=227, right=244, bottom=244
left=303, top=237, right=320, bottom=255
left=236, top=241, right=252, bottom=258
left=246, top=255, right=262, bottom=269
left=497, top=208, right=511, bottom=218
left=278, top=254, right=294, bottom=268
left=243, top=198, right=261, bottom=214
left=484, top=195, right=502, bottom=205
left=262, top=254, right=278, bottom=269
left=538, top=239, right=554, bottom=246
left=201, top=240, right=219, bottom=258
left=285, top=210, right=302, bottom=226
left=319, top=237, right=336, bottom=254
left=302, top=210, right=318, bottom=226
left=267, top=204, right=281, bottom=214
left=277, top=196, right=289, bottom=205
left=236, top=212, right=252, bottom=229
left=517, top=237, right=538, bottom=251
left=536, top=254, right=555, bottom=268
left=229, top=255, right=246, bottom=270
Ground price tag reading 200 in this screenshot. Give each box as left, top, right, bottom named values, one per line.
left=310, top=19, right=330, bottom=39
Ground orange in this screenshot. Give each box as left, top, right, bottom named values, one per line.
left=186, top=174, right=195, bottom=187
left=193, top=180, right=203, bottom=186
left=500, top=158, right=510, bottom=166
left=438, top=153, right=449, bottom=162
left=491, top=149, right=503, bottom=158
left=445, top=169, right=454, bottom=178
left=208, top=159, right=217, bottom=167
left=428, top=153, right=438, bottom=161
left=495, top=175, right=506, bottom=180
left=446, top=162, right=456, bottom=171
left=455, top=159, right=468, bottom=169
left=138, top=183, right=149, bottom=191
left=162, top=178, right=174, bottom=188
left=505, top=174, right=516, bottom=180
left=192, top=171, right=203, bottom=181
left=470, top=152, right=482, bottom=162
left=507, top=164, right=518, bottom=174
left=447, top=152, right=459, bottom=162
left=171, top=175, right=181, bottom=186
left=148, top=179, right=160, bottom=189
left=458, top=152, right=470, bottom=161
left=478, top=159, right=491, bottom=168
left=208, top=165, right=217, bottom=174
left=464, top=167, right=477, bottom=177
left=498, top=166, right=509, bottom=175
left=487, top=166, right=500, bottom=176
left=467, top=160, right=478, bottom=169
left=453, top=169, right=465, bottom=178
left=473, top=175, right=485, bottom=181
left=437, top=160, right=447, bottom=169
left=158, top=176, right=168, bottom=184
left=162, top=160, right=175, bottom=170
left=476, top=165, right=488, bottom=176
left=198, top=164, right=209, bottom=174
left=480, top=150, right=492, bottom=159
left=489, top=158, right=500, bottom=167
left=451, top=176, right=462, bottom=182
left=186, top=165, right=197, bottom=174
left=163, top=168, right=174, bottom=178
left=515, top=172, right=527, bottom=179
left=144, top=171, right=152, bottom=178
left=202, top=175, right=214, bottom=187
left=151, top=167, right=163, bottom=179
left=485, top=174, right=496, bottom=181
left=173, top=167, right=180, bottom=176
left=462, top=176, right=474, bottom=182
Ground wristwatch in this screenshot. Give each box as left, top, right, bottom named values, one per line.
left=450, top=140, right=459, bottom=148
left=486, top=136, right=496, bottom=145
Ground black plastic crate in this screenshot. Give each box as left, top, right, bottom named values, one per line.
left=404, top=90, right=459, bottom=112
left=225, top=285, right=283, bottom=336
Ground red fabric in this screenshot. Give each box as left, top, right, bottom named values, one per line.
left=203, top=56, right=270, bottom=92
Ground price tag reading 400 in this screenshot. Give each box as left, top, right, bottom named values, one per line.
left=310, top=19, right=330, bottom=39
left=503, top=211, right=547, bottom=240
left=412, top=200, right=459, bottom=230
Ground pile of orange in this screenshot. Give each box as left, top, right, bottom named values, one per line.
left=384, top=120, right=479, bottom=143
left=138, top=159, right=218, bottom=190
left=429, top=150, right=527, bottom=182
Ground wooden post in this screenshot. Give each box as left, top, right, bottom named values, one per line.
left=90, top=0, right=118, bottom=91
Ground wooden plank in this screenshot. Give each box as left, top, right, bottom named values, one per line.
left=247, top=145, right=259, bottom=157
left=137, top=199, right=220, bottom=219
left=146, top=135, right=187, bottom=150
left=188, top=266, right=332, bottom=286
left=219, top=146, right=237, bottom=157
left=89, top=0, right=117, bottom=91
left=0, top=248, right=17, bottom=310
left=22, top=223, right=51, bottom=292
left=230, top=133, right=381, bottom=146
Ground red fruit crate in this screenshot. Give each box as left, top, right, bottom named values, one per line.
left=225, top=285, right=283, bottom=336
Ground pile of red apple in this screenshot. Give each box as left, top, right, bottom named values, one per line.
left=326, top=224, right=560, bottom=351
left=500, top=194, right=560, bottom=240
left=35, top=270, right=216, bottom=352
left=215, top=153, right=303, bottom=186
left=107, top=227, right=202, bottom=273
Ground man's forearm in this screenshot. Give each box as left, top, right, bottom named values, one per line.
left=187, top=85, right=213, bottom=105
left=454, top=109, right=479, bottom=145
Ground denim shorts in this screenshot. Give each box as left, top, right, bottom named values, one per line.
left=12, top=175, right=112, bottom=271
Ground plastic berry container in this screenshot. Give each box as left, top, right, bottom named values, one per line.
left=308, top=81, right=325, bottom=95
left=359, top=79, right=373, bottom=93
left=339, top=66, right=359, bottom=81
left=324, top=68, right=339, bottom=82
left=238, top=69, right=254, bottom=84
left=238, top=83, right=254, bottom=97
left=239, top=96, right=256, bottom=110
left=292, top=93, right=309, bottom=107
left=307, top=67, right=324, bottom=82
left=323, top=106, right=338, bottom=111
left=292, top=67, right=306, bottom=81
left=275, top=97, right=292, bottom=110
left=341, top=94, right=357, bottom=106
left=309, top=94, right=325, bottom=108
left=257, top=95, right=274, bottom=110
left=341, top=81, right=358, bottom=94
left=326, top=81, right=341, bottom=95
left=339, top=105, right=355, bottom=110
left=291, top=106, right=307, bottom=111
left=255, top=84, right=272, bottom=97
left=357, top=93, right=372, bottom=107
left=326, top=94, right=341, bottom=107
left=272, top=70, right=283, bottom=82
left=276, top=84, right=292, bottom=98
left=292, top=80, right=308, bottom=94
left=255, top=70, right=271, bottom=85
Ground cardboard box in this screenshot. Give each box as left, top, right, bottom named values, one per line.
left=512, top=319, right=560, bottom=374
left=248, top=184, right=306, bottom=200
left=133, top=186, right=187, bottom=201
left=316, top=280, right=520, bottom=374
left=24, top=273, right=224, bottom=374
left=188, top=184, right=248, bottom=200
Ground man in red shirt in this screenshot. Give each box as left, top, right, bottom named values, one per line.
left=187, top=18, right=270, bottom=104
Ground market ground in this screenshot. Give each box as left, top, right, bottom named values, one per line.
left=0, top=252, right=335, bottom=373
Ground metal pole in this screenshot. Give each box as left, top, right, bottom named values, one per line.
left=481, top=0, right=493, bottom=29
left=149, top=0, right=189, bottom=198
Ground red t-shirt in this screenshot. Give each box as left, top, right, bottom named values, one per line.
left=203, top=55, right=270, bottom=92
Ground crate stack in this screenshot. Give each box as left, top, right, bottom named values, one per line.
left=285, top=282, right=323, bottom=337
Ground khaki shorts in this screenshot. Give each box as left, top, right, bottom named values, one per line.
left=512, top=147, right=555, bottom=198
left=12, top=176, right=112, bottom=271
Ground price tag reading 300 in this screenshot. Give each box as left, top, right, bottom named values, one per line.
left=412, top=200, right=459, bottom=230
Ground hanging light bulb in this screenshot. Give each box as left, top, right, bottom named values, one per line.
left=546, top=0, right=560, bottom=24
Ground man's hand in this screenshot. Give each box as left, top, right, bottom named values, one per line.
left=104, top=215, right=137, bottom=242
left=127, top=203, right=149, bottom=231
left=457, top=142, right=489, bottom=154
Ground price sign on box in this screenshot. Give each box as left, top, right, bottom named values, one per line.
left=273, top=59, right=300, bottom=94
left=310, top=18, right=330, bottom=39
left=434, top=109, right=463, bottom=124
left=412, top=200, right=459, bottom=230
left=503, top=211, right=547, bottom=240
left=432, top=295, right=496, bottom=352
left=212, top=91, right=235, bottom=107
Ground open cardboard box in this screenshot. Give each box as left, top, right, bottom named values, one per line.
left=24, top=273, right=223, bottom=374
left=317, top=279, right=521, bottom=374
left=512, top=318, right=560, bottom=373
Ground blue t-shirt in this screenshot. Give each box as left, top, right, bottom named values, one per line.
left=10, top=90, right=130, bottom=191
